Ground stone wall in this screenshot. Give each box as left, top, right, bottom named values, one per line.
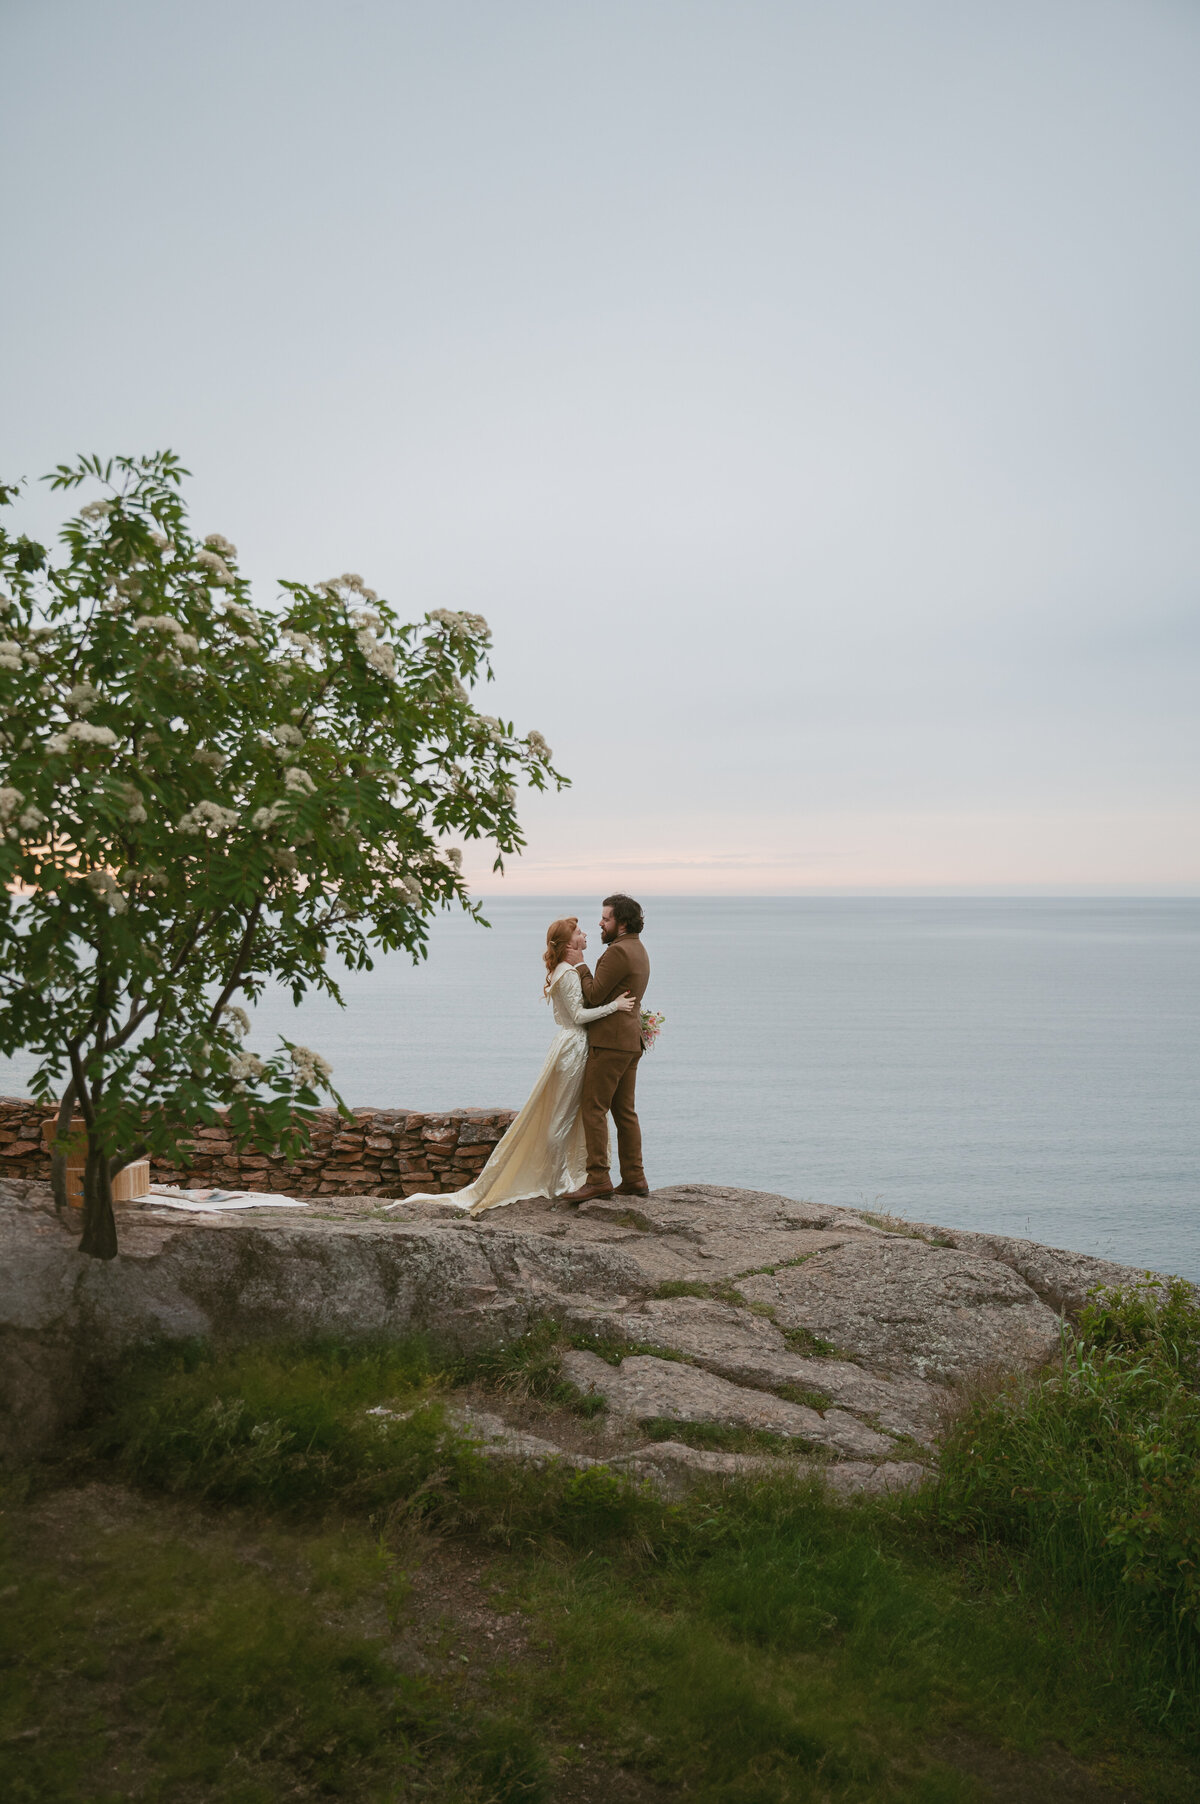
left=0, top=1095, right=517, bottom=1199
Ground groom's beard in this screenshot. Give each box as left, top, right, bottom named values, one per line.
left=601, top=928, right=617, bottom=944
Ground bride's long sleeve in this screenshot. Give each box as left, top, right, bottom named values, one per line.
left=557, top=967, right=624, bottom=1026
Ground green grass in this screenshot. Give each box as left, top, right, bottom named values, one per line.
left=0, top=1486, right=547, bottom=1803
left=651, top=1277, right=746, bottom=1306
left=3, top=1282, right=1200, bottom=1800
left=933, top=1275, right=1200, bottom=1699
left=860, top=1212, right=955, bottom=1248
left=734, top=1253, right=819, bottom=1278
left=567, top=1327, right=687, bottom=1366
left=454, top=1320, right=608, bottom=1418
left=775, top=1383, right=836, bottom=1411
left=743, top=1297, right=841, bottom=1357
left=638, top=1416, right=820, bottom=1458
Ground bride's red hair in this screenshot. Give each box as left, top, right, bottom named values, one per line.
left=543, top=916, right=578, bottom=994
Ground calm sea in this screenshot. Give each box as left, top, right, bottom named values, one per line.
left=4, top=898, right=1197, bottom=1279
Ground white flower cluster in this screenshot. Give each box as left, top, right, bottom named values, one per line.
left=0, top=787, right=44, bottom=839
left=355, top=627, right=396, bottom=679
left=281, top=627, right=317, bottom=655
left=316, top=572, right=379, bottom=604
left=0, top=640, right=22, bottom=673
left=479, top=715, right=504, bottom=744
left=67, top=681, right=99, bottom=715
left=85, top=868, right=127, bottom=913
left=229, top=1051, right=266, bottom=1084
left=396, top=875, right=422, bottom=903
left=194, top=747, right=226, bottom=770
left=446, top=847, right=463, bottom=871
left=251, top=800, right=286, bottom=830
left=284, top=765, right=316, bottom=795
left=177, top=800, right=239, bottom=834
left=134, top=614, right=200, bottom=659
left=120, top=783, right=148, bottom=825
left=203, top=533, right=238, bottom=559
left=428, top=608, right=490, bottom=642
left=46, top=721, right=119, bottom=753
left=194, top=547, right=234, bottom=587
left=272, top=723, right=304, bottom=748
left=221, top=1005, right=251, bottom=1038
left=291, top=1044, right=332, bottom=1087
left=222, top=601, right=261, bottom=638
left=149, top=530, right=172, bottom=553
left=79, top=500, right=113, bottom=524
left=526, top=729, right=552, bottom=762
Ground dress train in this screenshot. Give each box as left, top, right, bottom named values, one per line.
left=384, top=963, right=619, bottom=1217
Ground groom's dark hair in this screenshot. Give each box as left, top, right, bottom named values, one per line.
left=604, top=894, right=644, bottom=935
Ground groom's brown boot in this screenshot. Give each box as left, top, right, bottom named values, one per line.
left=561, top=1182, right=614, bottom=1204
left=614, top=1181, right=650, bottom=1198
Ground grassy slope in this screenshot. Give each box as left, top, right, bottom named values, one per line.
left=1, top=1288, right=1198, bottom=1804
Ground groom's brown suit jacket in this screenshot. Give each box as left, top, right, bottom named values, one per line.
left=577, top=934, right=650, bottom=1053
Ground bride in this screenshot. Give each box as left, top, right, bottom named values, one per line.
left=385, top=916, right=636, bottom=1216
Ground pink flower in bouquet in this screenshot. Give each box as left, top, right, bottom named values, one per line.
left=640, top=1008, right=666, bottom=1052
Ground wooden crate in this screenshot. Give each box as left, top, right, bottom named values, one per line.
left=61, top=1159, right=152, bottom=1208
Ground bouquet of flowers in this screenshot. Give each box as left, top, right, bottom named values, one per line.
left=640, top=1008, right=666, bottom=1052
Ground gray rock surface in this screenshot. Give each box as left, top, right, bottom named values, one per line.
left=738, top=1236, right=1062, bottom=1382
left=560, top=1348, right=893, bottom=1457
left=0, top=1176, right=1167, bottom=1499
left=440, top=1410, right=923, bottom=1500
left=447, top=1403, right=596, bottom=1470
left=905, top=1225, right=1152, bottom=1316
left=560, top=1295, right=946, bottom=1440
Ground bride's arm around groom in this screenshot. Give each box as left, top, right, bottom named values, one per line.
left=572, top=932, right=645, bottom=1015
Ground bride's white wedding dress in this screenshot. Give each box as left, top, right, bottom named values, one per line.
left=385, top=962, right=624, bottom=1216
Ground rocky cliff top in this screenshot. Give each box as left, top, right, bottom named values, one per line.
left=0, top=1178, right=1158, bottom=1492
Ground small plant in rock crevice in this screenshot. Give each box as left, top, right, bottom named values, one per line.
left=652, top=1277, right=746, bottom=1307
left=638, top=1417, right=828, bottom=1460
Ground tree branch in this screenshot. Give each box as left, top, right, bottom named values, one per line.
left=108, top=1139, right=148, bottom=1180
left=67, top=1042, right=95, bottom=1130
left=207, top=898, right=264, bottom=1027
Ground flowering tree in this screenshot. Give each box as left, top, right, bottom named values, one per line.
left=0, top=453, right=564, bottom=1258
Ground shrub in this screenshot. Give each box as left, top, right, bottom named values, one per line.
left=934, top=1277, right=1200, bottom=1689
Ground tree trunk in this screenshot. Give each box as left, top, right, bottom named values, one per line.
left=79, top=1138, right=118, bottom=1260
left=50, top=1084, right=78, bottom=1213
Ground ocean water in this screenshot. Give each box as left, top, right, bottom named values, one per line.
left=3, top=898, right=1197, bottom=1279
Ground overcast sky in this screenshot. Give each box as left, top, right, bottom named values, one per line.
left=3, top=0, right=1198, bottom=894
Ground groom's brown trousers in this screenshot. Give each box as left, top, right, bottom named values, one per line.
left=577, top=931, right=651, bottom=1190
left=582, top=1046, right=645, bottom=1190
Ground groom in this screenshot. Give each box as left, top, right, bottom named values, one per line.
left=563, top=893, right=651, bottom=1202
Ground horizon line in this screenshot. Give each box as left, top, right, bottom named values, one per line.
left=465, top=889, right=1200, bottom=901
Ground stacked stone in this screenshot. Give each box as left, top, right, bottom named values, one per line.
left=0, top=1098, right=53, bottom=1178
left=0, top=1097, right=516, bottom=1199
